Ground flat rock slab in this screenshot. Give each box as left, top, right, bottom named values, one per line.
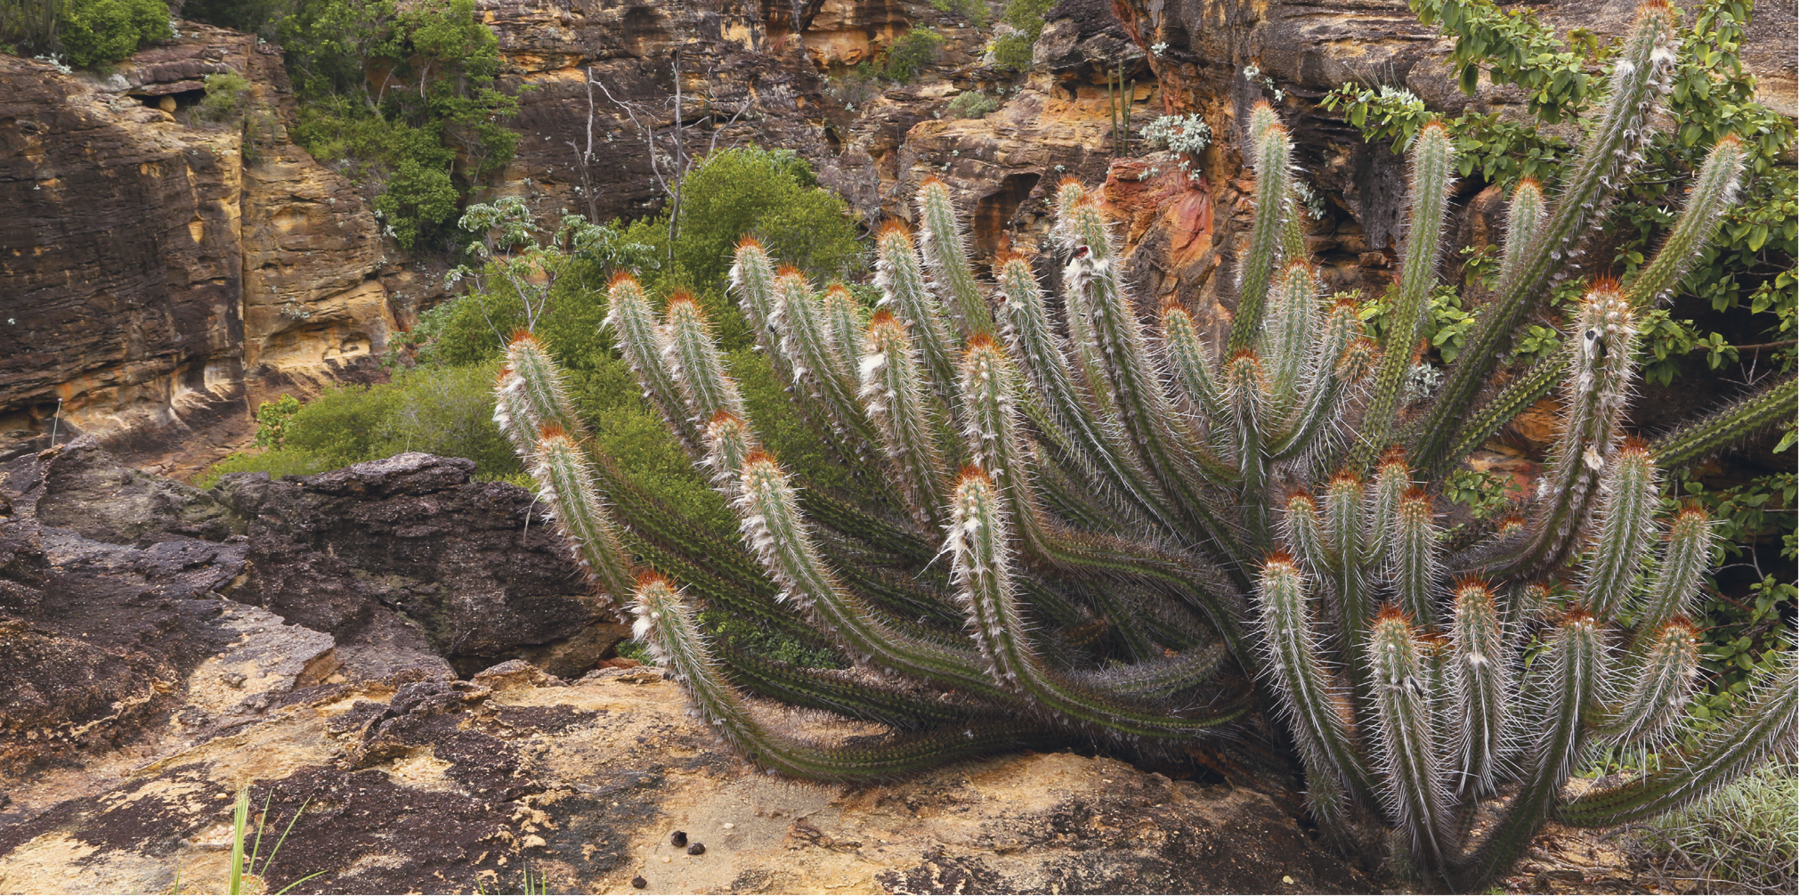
left=0, top=666, right=1370, bottom=895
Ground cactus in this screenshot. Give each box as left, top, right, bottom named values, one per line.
left=493, top=3, right=1793, bottom=887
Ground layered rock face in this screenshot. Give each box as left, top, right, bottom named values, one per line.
left=479, top=0, right=989, bottom=227
left=0, top=26, right=391, bottom=469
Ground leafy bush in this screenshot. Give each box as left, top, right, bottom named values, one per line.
left=878, top=27, right=943, bottom=83
left=990, top=0, right=1053, bottom=71
left=197, top=364, right=520, bottom=486
left=181, top=0, right=297, bottom=39
left=194, top=71, right=252, bottom=123
left=57, top=0, right=169, bottom=68
left=281, top=0, right=517, bottom=251
left=945, top=90, right=1000, bottom=119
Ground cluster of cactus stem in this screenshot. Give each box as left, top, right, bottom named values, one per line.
left=491, top=3, right=1794, bottom=887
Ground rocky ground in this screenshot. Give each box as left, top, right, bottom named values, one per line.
left=0, top=440, right=1379, bottom=894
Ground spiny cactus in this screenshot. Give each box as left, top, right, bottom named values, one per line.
left=491, top=3, right=1793, bottom=888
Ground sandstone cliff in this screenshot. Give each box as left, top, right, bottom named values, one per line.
left=0, top=26, right=393, bottom=472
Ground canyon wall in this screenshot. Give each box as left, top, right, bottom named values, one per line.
left=0, top=25, right=393, bottom=472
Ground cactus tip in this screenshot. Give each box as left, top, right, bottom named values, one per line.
left=609, top=269, right=640, bottom=289
left=508, top=328, right=537, bottom=346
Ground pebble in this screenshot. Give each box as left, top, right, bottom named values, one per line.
left=687, top=843, right=706, bottom=856
left=660, top=856, right=671, bottom=864
left=670, top=830, right=688, bottom=848
left=721, top=822, right=734, bottom=829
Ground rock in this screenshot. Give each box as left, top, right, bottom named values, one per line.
left=218, top=452, right=610, bottom=679
left=0, top=668, right=1371, bottom=895
left=0, top=25, right=389, bottom=470
left=2, top=435, right=239, bottom=545
left=0, top=442, right=626, bottom=773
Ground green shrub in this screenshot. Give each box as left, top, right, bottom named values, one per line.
left=58, top=0, right=169, bottom=68
left=990, top=0, right=1053, bottom=71
left=182, top=0, right=297, bottom=39
left=281, top=0, right=517, bottom=251
left=197, top=363, right=522, bottom=485
left=946, top=90, right=1000, bottom=119
left=878, top=27, right=943, bottom=83
left=194, top=71, right=252, bottom=123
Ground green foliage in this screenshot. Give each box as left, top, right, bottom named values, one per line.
left=945, top=90, right=1000, bottom=119
left=878, top=27, right=942, bottom=83
left=991, top=0, right=1052, bottom=70
left=182, top=0, right=297, bottom=39
left=281, top=0, right=517, bottom=251
left=194, top=71, right=252, bottom=123
left=197, top=364, right=521, bottom=486
left=222, top=788, right=324, bottom=895
left=928, top=0, right=987, bottom=27
left=56, top=0, right=169, bottom=68
left=252, top=394, right=301, bottom=449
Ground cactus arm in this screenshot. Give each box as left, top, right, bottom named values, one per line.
left=1354, top=122, right=1456, bottom=473
left=1456, top=611, right=1605, bottom=889
left=948, top=471, right=1247, bottom=738
left=773, top=270, right=883, bottom=450
left=1556, top=639, right=1798, bottom=827
left=504, top=333, right=585, bottom=439
left=1448, top=581, right=1512, bottom=797
left=1269, top=298, right=1364, bottom=462
left=1390, top=490, right=1444, bottom=628
left=959, top=335, right=1249, bottom=655
left=1223, top=352, right=1273, bottom=543
left=1257, top=262, right=1323, bottom=417
left=734, top=453, right=1007, bottom=700
left=1596, top=618, right=1700, bottom=744
left=493, top=365, right=541, bottom=462
left=1228, top=106, right=1296, bottom=353
left=1496, top=178, right=1546, bottom=290
left=1368, top=608, right=1452, bottom=873
left=1580, top=443, right=1659, bottom=619
left=663, top=293, right=747, bottom=426
left=1637, top=506, right=1715, bottom=630
left=1256, top=557, right=1373, bottom=809
left=729, top=238, right=781, bottom=340
left=997, top=253, right=1182, bottom=536
left=714, top=643, right=992, bottom=732
left=605, top=276, right=703, bottom=457
left=630, top=575, right=1048, bottom=782
left=820, top=284, right=868, bottom=383
left=1160, top=300, right=1227, bottom=427
left=1062, top=196, right=1244, bottom=561
left=917, top=179, right=996, bottom=338
left=1365, top=452, right=1413, bottom=568
left=1504, top=285, right=1641, bottom=575
left=860, top=311, right=951, bottom=529
left=1623, top=136, right=1745, bottom=311
left=1414, top=4, right=1678, bottom=472
left=529, top=428, right=637, bottom=605
left=1649, top=376, right=1799, bottom=472
left=875, top=222, right=962, bottom=415
left=1324, top=472, right=1374, bottom=685
left=1432, top=351, right=1563, bottom=479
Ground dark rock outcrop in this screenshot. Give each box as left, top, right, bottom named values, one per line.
left=219, top=452, right=617, bottom=679
left=0, top=439, right=614, bottom=775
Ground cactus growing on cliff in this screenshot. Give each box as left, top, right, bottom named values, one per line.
left=491, top=3, right=1793, bottom=887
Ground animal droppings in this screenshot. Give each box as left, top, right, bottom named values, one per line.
left=687, top=843, right=706, bottom=855
left=670, top=830, right=688, bottom=847
left=631, top=876, right=647, bottom=889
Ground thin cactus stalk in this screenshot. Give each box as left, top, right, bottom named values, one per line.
left=495, top=13, right=1795, bottom=886
left=1354, top=122, right=1455, bottom=472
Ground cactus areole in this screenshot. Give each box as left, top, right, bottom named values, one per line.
left=493, top=5, right=1795, bottom=888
